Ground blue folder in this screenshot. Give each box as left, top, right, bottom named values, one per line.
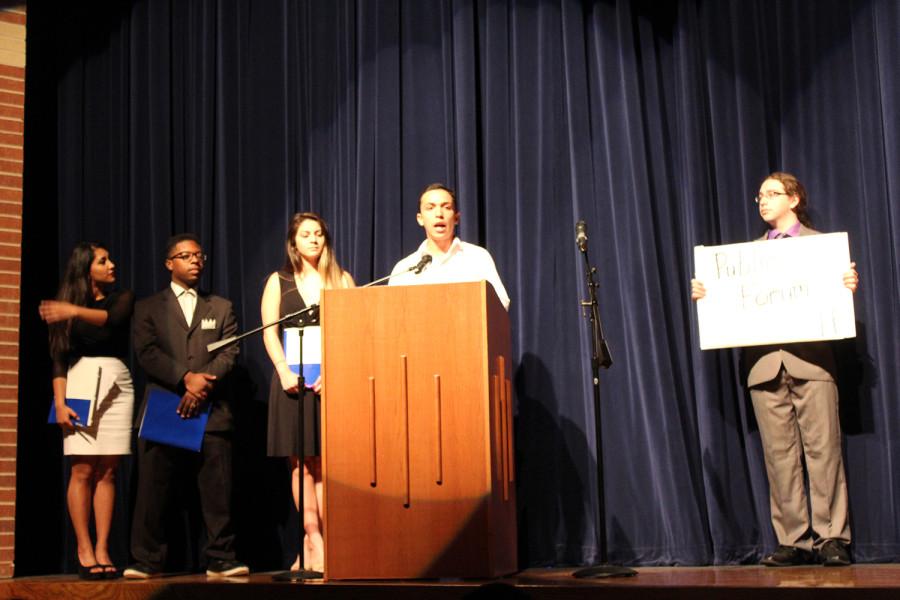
left=47, top=361, right=104, bottom=427
left=47, top=398, right=92, bottom=427
left=289, top=363, right=321, bottom=387
left=138, top=385, right=210, bottom=452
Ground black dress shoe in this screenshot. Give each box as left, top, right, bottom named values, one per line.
left=818, top=540, right=851, bottom=566
left=761, top=545, right=814, bottom=567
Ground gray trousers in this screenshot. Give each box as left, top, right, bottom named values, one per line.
left=750, top=368, right=851, bottom=550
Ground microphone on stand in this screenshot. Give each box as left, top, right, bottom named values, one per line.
left=413, top=253, right=432, bottom=274
left=360, top=254, right=432, bottom=288
left=575, top=220, right=588, bottom=251
left=571, top=217, right=630, bottom=579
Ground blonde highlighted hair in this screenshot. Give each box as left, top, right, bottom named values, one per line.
left=284, top=212, right=348, bottom=289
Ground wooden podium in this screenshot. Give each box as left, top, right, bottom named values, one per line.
left=320, top=281, right=516, bottom=580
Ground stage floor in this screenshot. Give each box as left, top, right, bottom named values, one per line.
left=2, top=565, right=899, bottom=600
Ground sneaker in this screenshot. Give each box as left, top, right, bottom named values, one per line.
left=123, top=563, right=160, bottom=579
left=818, top=540, right=851, bottom=566
left=206, top=559, right=250, bottom=577
left=760, top=545, right=814, bottom=567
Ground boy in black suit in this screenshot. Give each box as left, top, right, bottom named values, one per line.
left=124, top=233, right=248, bottom=578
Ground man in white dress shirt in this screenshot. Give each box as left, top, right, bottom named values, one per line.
left=389, top=183, right=510, bottom=310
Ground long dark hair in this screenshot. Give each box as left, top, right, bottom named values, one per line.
left=48, top=242, right=106, bottom=357
left=762, top=171, right=813, bottom=228
left=283, top=213, right=347, bottom=289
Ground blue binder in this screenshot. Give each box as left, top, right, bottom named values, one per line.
left=138, top=385, right=210, bottom=452
left=290, top=363, right=321, bottom=386
left=47, top=361, right=105, bottom=427
left=47, top=398, right=93, bottom=427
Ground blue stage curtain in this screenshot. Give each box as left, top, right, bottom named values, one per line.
left=18, top=0, right=900, bottom=573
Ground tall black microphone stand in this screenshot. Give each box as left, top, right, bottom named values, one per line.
left=572, top=226, right=636, bottom=579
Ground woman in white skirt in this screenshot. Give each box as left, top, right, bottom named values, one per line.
left=40, top=242, right=134, bottom=580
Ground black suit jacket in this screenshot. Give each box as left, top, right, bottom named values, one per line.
left=133, top=287, right=239, bottom=432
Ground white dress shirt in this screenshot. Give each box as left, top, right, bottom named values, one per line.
left=389, top=238, right=510, bottom=310
left=171, top=281, right=198, bottom=325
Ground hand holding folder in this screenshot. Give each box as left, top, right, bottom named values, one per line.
left=47, top=358, right=116, bottom=428
left=138, top=385, right=211, bottom=452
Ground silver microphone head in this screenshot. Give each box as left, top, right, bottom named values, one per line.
left=575, top=220, right=588, bottom=248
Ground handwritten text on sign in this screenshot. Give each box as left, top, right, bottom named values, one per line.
left=693, top=233, right=855, bottom=350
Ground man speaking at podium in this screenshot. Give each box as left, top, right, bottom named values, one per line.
left=389, top=183, right=510, bottom=311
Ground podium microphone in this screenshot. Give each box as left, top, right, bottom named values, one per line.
left=413, top=253, right=432, bottom=274
left=575, top=220, right=588, bottom=251
left=359, top=253, right=433, bottom=289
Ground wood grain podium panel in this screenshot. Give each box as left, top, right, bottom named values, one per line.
left=321, top=282, right=515, bottom=579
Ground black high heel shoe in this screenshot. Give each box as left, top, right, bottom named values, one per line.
left=78, top=563, right=105, bottom=580
left=99, top=564, right=121, bottom=579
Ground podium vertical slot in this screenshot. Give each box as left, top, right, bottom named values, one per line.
left=369, top=376, right=377, bottom=487
left=506, top=378, right=515, bottom=486
left=499, top=356, right=509, bottom=501
left=401, top=355, right=410, bottom=508
left=492, top=373, right=501, bottom=481
left=434, top=374, right=443, bottom=485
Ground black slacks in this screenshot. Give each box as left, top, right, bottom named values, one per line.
left=130, top=432, right=236, bottom=568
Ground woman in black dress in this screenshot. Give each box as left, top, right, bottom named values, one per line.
left=262, top=213, right=354, bottom=572
left=39, top=242, right=135, bottom=579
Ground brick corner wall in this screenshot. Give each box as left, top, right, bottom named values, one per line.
left=0, top=3, right=25, bottom=580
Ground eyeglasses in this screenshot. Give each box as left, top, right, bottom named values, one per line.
left=169, top=252, right=207, bottom=262
left=753, top=191, right=788, bottom=203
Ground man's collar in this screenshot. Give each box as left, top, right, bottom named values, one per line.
left=418, top=237, right=461, bottom=262
left=768, top=221, right=802, bottom=239
left=170, top=281, right=197, bottom=296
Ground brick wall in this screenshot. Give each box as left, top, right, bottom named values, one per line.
left=0, top=4, right=25, bottom=580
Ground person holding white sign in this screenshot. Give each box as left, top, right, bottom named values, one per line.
left=40, top=242, right=135, bottom=579
left=261, top=212, right=355, bottom=573
left=692, top=172, right=859, bottom=567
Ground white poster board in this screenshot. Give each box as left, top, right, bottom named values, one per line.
left=693, top=233, right=856, bottom=350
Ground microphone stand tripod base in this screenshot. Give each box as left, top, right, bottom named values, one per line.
left=572, top=564, right=637, bottom=579
left=272, top=567, right=324, bottom=581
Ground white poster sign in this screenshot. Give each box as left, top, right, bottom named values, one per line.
left=693, top=233, right=856, bottom=350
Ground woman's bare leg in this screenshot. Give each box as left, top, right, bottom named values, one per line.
left=92, top=455, right=119, bottom=571
left=302, top=457, right=324, bottom=571
left=289, top=456, right=302, bottom=571
left=68, top=457, right=101, bottom=574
